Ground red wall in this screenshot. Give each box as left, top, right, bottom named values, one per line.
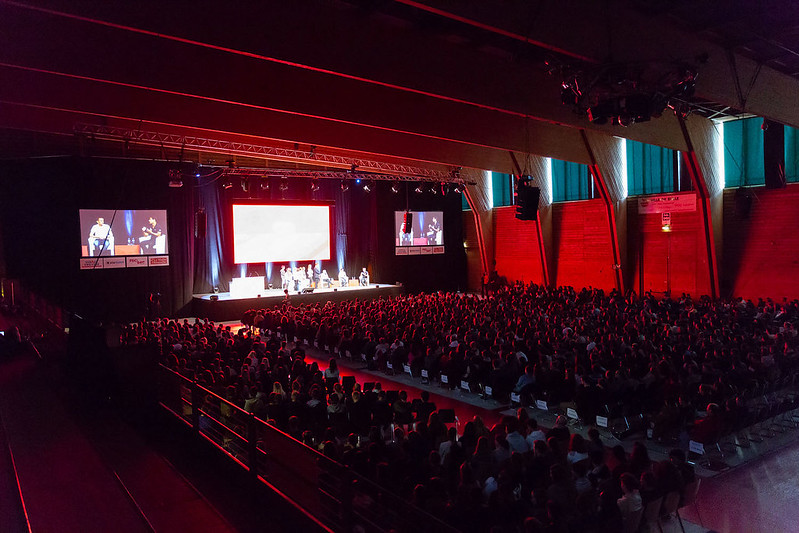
left=626, top=194, right=711, bottom=297
left=550, top=200, right=616, bottom=290
left=493, top=206, right=544, bottom=285
left=723, top=185, right=799, bottom=300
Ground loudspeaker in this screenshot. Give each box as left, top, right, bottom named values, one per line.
left=735, top=188, right=753, bottom=219
left=209, top=294, right=218, bottom=301
left=403, top=211, right=413, bottom=233
left=301, top=287, right=314, bottom=294
left=195, top=208, right=206, bottom=239
left=763, top=120, right=786, bottom=189
left=515, top=176, right=540, bottom=221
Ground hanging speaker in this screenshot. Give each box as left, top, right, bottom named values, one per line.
left=403, top=211, right=413, bottom=233
left=195, top=208, right=206, bottom=239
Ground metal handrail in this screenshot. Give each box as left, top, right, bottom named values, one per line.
left=157, top=364, right=459, bottom=533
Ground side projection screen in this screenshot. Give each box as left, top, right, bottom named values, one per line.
left=80, top=209, right=169, bottom=257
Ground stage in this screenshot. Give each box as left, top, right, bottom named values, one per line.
left=191, top=283, right=403, bottom=322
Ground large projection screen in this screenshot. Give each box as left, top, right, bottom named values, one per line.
left=233, top=204, right=331, bottom=264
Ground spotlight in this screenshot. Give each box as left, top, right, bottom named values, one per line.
left=310, top=179, right=320, bottom=192
left=241, top=177, right=249, bottom=192
left=260, top=180, right=270, bottom=191
left=222, top=180, right=233, bottom=190
left=362, top=181, right=372, bottom=193
left=341, top=180, right=349, bottom=192
left=355, top=178, right=361, bottom=184
left=414, top=185, right=424, bottom=194
left=279, top=178, right=289, bottom=191
left=168, top=169, right=183, bottom=188
left=390, top=183, right=400, bottom=194
left=429, top=184, right=438, bottom=195
left=452, top=184, right=462, bottom=194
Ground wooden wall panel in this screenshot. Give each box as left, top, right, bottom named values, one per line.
left=550, top=200, right=616, bottom=290
left=462, top=210, right=483, bottom=292
left=493, top=207, right=544, bottom=285
left=627, top=194, right=710, bottom=297
left=722, top=185, right=799, bottom=300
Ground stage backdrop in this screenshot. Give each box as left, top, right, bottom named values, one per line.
left=196, top=176, right=466, bottom=294
left=0, top=157, right=466, bottom=322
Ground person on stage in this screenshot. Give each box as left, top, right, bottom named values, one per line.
left=313, top=264, right=321, bottom=288
left=280, top=266, right=287, bottom=290
left=88, top=217, right=114, bottom=256
left=427, top=216, right=441, bottom=245
left=359, top=267, right=370, bottom=286
left=140, top=216, right=163, bottom=254
left=338, top=268, right=348, bottom=287
left=307, top=264, right=313, bottom=284
left=284, top=266, right=294, bottom=291
left=320, top=269, right=330, bottom=288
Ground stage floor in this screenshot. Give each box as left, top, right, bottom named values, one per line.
left=191, top=283, right=402, bottom=322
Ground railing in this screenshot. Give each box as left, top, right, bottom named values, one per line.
left=157, top=365, right=460, bottom=533
left=1, top=278, right=69, bottom=331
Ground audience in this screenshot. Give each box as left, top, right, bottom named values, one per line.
left=120, top=281, right=799, bottom=532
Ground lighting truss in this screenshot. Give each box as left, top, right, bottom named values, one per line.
left=219, top=167, right=470, bottom=185
left=73, top=123, right=467, bottom=183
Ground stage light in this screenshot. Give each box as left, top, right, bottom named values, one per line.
left=390, top=183, right=400, bottom=194
left=279, top=178, right=289, bottom=191
left=429, top=184, right=438, bottom=195
left=661, top=223, right=671, bottom=232
left=241, top=177, right=249, bottom=192
left=414, top=185, right=424, bottom=194
left=168, top=169, right=183, bottom=188
left=363, top=181, right=372, bottom=192
left=341, top=180, right=349, bottom=192
left=310, top=179, right=320, bottom=192
left=355, top=178, right=361, bottom=184
left=452, top=184, right=462, bottom=194
left=222, top=180, right=233, bottom=190
left=260, top=180, right=270, bottom=191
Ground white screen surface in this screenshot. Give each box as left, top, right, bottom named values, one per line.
left=233, top=204, right=331, bottom=264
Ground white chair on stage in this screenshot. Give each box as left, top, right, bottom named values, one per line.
left=139, top=234, right=166, bottom=254
left=88, top=235, right=114, bottom=256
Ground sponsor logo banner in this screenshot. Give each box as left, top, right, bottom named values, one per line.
left=126, top=256, right=148, bottom=268
left=103, top=257, right=126, bottom=269
left=80, top=258, right=103, bottom=270
left=638, top=193, right=696, bottom=214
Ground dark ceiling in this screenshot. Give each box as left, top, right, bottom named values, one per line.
left=0, top=0, right=797, bottom=175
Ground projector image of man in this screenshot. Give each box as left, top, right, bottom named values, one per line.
left=88, top=217, right=114, bottom=256
left=140, top=216, right=163, bottom=254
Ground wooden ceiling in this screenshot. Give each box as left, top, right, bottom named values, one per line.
left=1, top=0, right=797, bottom=174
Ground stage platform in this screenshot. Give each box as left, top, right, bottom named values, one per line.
left=192, top=283, right=403, bottom=322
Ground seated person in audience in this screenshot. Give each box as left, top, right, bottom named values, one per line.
left=616, top=472, right=643, bottom=515
left=691, top=402, right=724, bottom=444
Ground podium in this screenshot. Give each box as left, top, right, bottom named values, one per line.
left=230, top=276, right=265, bottom=299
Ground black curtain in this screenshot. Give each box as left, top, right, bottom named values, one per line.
left=0, top=156, right=195, bottom=322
